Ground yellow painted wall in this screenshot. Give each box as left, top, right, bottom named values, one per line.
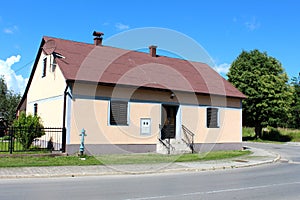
left=26, top=53, right=66, bottom=127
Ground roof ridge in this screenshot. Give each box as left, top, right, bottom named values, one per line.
left=43, top=35, right=95, bottom=46
left=42, top=35, right=212, bottom=66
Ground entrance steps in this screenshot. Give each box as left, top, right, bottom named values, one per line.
left=157, top=139, right=192, bottom=154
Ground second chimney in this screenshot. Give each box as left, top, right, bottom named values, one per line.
left=93, top=31, right=104, bottom=46
left=149, top=45, right=157, bottom=57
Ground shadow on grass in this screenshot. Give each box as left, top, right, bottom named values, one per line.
left=243, top=136, right=257, bottom=141
left=262, top=131, right=292, bottom=142
left=243, top=128, right=292, bottom=142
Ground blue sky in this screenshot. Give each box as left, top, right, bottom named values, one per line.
left=0, top=0, right=299, bottom=94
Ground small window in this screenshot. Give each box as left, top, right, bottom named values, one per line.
left=42, top=57, right=47, bottom=77
left=110, top=101, right=128, bottom=126
left=51, top=59, right=57, bottom=72
left=34, top=103, right=38, bottom=116
left=207, top=108, right=219, bottom=128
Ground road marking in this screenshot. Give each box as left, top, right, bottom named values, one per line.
left=289, top=161, right=300, bottom=164
left=124, top=181, right=300, bottom=200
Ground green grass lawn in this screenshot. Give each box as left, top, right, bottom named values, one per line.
left=0, top=150, right=250, bottom=168
left=0, top=155, right=102, bottom=168
left=278, top=128, right=300, bottom=142
left=97, top=150, right=250, bottom=165
left=242, top=127, right=300, bottom=142
left=0, top=139, right=44, bottom=152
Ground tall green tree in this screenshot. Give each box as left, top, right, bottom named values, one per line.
left=0, top=77, right=8, bottom=115
left=228, top=49, right=293, bottom=138
left=0, top=76, right=21, bottom=125
left=289, top=73, right=300, bottom=128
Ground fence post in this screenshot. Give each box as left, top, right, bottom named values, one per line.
left=61, top=127, right=66, bottom=153
left=9, top=128, right=13, bottom=154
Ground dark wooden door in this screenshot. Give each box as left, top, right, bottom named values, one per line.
left=161, top=105, right=178, bottom=140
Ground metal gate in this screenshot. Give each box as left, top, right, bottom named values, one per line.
left=0, top=127, right=66, bottom=153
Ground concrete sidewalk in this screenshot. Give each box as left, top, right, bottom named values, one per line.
left=0, top=146, right=280, bottom=179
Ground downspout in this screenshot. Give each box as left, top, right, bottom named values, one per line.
left=62, top=82, right=69, bottom=152
left=63, top=83, right=68, bottom=129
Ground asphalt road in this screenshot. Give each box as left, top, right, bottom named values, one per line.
left=0, top=143, right=300, bottom=200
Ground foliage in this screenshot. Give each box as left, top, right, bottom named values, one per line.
left=242, top=127, right=300, bottom=142
left=12, top=112, right=45, bottom=150
left=288, top=74, right=300, bottom=129
left=0, top=76, right=21, bottom=125
left=228, top=50, right=293, bottom=138
left=278, top=128, right=300, bottom=142
left=261, top=126, right=291, bottom=142
left=242, top=127, right=256, bottom=140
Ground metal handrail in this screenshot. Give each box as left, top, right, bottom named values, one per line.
left=182, top=125, right=195, bottom=153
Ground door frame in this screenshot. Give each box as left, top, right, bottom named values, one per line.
left=161, top=104, right=179, bottom=140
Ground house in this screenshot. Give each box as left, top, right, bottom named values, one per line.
left=17, top=31, right=246, bottom=154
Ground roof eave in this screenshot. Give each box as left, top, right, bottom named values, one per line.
left=16, top=38, right=46, bottom=111
left=67, top=79, right=246, bottom=99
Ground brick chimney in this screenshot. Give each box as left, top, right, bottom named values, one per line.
left=93, top=31, right=104, bottom=46
left=149, top=45, right=157, bottom=57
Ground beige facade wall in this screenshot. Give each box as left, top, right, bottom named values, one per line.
left=69, top=83, right=242, bottom=145
left=181, top=106, right=242, bottom=143
left=69, top=98, right=160, bottom=144
left=26, top=52, right=66, bottom=127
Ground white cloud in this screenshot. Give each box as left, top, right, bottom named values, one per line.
left=3, top=28, right=13, bottom=34
left=213, top=63, right=230, bottom=76
left=0, top=55, right=28, bottom=94
left=115, top=23, right=130, bottom=31
left=245, top=17, right=260, bottom=31
left=3, top=25, right=18, bottom=34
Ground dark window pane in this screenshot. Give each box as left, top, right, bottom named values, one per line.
left=42, top=58, right=47, bottom=77
left=110, top=101, right=128, bottom=126
left=34, top=103, right=38, bottom=116
left=207, top=108, right=218, bottom=128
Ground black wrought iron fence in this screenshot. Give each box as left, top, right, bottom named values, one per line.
left=0, top=127, right=65, bottom=153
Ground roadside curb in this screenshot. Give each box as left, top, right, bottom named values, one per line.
left=0, top=146, right=281, bottom=179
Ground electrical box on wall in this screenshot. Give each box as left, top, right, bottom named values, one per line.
left=140, top=118, right=151, bottom=136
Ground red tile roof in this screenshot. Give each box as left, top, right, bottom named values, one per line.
left=43, top=36, right=246, bottom=98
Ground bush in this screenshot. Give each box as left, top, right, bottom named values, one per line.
left=12, top=112, right=45, bottom=150
left=262, top=126, right=291, bottom=142
left=278, top=128, right=300, bottom=142
left=1, top=135, right=11, bottom=141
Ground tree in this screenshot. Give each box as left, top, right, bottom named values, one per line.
left=12, top=112, right=45, bottom=150
left=228, top=49, right=293, bottom=138
left=0, top=77, right=8, bottom=116
left=289, top=73, right=300, bottom=129
left=0, top=76, right=21, bottom=125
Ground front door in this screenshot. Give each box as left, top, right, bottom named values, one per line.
left=161, top=105, right=178, bottom=140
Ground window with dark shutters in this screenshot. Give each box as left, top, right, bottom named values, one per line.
left=42, top=57, right=47, bottom=77
left=110, top=101, right=128, bottom=126
left=207, top=108, right=219, bottom=128
left=34, top=103, right=38, bottom=116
